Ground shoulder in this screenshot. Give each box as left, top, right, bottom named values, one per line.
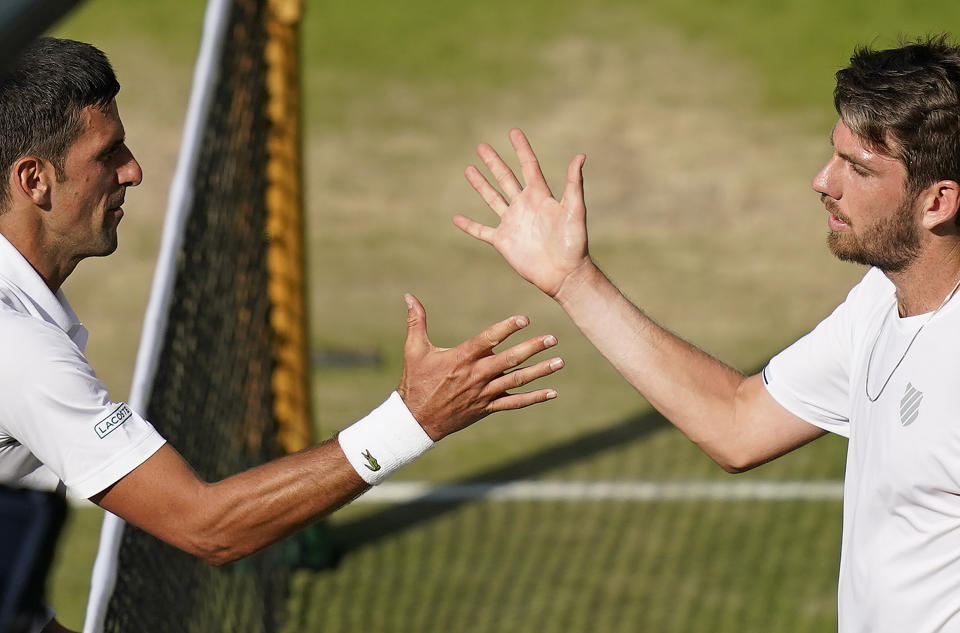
left=0, top=307, right=87, bottom=379
left=853, top=267, right=893, bottom=297
left=837, top=267, right=894, bottom=313
left=0, top=275, right=29, bottom=313
left=859, top=267, right=894, bottom=293
left=0, top=305, right=71, bottom=345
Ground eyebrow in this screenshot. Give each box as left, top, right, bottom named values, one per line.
left=838, top=150, right=875, bottom=172
left=829, top=131, right=877, bottom=174
left=98, top=136, right=126, bottom=159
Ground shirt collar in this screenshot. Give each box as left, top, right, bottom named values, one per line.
left=0, top=232, right=87, bottom=348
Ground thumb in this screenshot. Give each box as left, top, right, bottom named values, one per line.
left=562, top=153, right=586, bottom=214
left=403, top=293, right=429, bottom=353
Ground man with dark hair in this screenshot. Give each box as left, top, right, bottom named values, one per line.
left=0, top=38, right=564, bottom=633
left=458, top=36, right=960, bottom=631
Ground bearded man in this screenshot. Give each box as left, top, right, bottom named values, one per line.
left=457, top=35, right=960, bottom=633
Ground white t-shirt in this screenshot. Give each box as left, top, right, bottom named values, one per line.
left=0, top=233, right=165, bottom=499
left=765, top=267, right=960, bottom=633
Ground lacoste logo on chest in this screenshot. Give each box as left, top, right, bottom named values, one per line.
left=900, top=382, right=923, bottom=427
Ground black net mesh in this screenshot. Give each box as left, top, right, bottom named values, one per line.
left=102, top=1, right=291, bottom=631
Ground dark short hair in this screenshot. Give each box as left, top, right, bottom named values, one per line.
left=835, top=34, right=960, bottom=196
left=0, top=37, right=119, bottom=208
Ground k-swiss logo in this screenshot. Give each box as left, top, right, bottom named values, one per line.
left=95, top=404, right=133, bottom=439
left=900, top=383, right=923, bottom=427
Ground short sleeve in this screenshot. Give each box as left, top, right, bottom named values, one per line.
left=0, top=312, right=165, bottom=498
left=762, top=290, right=867, bottom=439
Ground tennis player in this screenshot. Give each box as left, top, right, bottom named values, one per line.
left=0, top=38, right=563, bottom=633
left=458, top=35, right=960, bottom=633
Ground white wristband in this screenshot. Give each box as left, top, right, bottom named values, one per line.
left=338, top=391, right=435, bottom=485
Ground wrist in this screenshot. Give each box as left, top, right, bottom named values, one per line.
left=553, top=258, right=602, bottom=306
left=337, top=392, right=435, bottom=485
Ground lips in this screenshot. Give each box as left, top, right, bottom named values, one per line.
left=828, top=213, right=849, bottom=231
left=822, top=198, right=850, bottom=230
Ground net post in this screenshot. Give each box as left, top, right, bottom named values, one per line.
left=264, top=0, right=314, bottom=455
left=264, top=0, right=335, bottom=571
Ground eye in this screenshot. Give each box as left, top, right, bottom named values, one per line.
left=849, top=162, right=870, bottom=177
left=100, top=142, right=125, bottom=162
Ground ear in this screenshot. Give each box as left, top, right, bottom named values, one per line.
left=918, top=180, right=960, bottom=231
left=10, top=156, right=53, bottom=209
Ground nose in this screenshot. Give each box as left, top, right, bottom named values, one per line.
left=812, top=155, right=840, bottom=200
left=119, top=147, right=143, bottom=188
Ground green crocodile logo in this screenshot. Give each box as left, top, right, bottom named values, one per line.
left=362, top=449, right=381, bottom=472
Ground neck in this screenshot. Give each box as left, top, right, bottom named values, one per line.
left=886, top=242, right=960, bottom=316
left=0, top=214, right=74, bottom=292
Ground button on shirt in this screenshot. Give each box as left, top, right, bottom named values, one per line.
left=0, top=233, right=165, bottom=499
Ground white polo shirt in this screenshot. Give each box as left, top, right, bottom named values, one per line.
left=0, top=232, right=165, bottom=499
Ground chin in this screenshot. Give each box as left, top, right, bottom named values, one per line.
left=827, top=233, right=870, bottom=267
left=92, top=236, right=119, bottom=258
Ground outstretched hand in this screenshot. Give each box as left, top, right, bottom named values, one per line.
left=455, top=128, right=592, bottom=298
left=398, top=294, right=563, bottom=440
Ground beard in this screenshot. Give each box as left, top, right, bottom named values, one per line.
left=826, top=195, right=921, bottom=273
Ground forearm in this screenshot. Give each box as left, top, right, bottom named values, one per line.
left=97, top=439, right=367, bottom=566
left=554, top=261, right=750, bottom=462
left=191, top=439, right=366, bottom=564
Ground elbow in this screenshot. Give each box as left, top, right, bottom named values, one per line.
left=711, top=378, right=768, bottom=474
left=716, top=458, right=756, bottom=475
left=180, top=500, right=257, bottom=566
left=197, top=545, right=241, bottom=567
left=185, top=530, right=252, bottom=567
left=202, top=550, right=245, bottom=567
left=705, top=443, right=763, bottom=474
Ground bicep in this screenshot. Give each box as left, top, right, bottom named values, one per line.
left=91, top=443, right=210, bottom=552
left=728, top=373, right=828, bottom=471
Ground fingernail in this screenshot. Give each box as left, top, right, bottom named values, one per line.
left=516, top=316, right=529, bottom=327
left=546, top=389, right=558, bottom=399
left=404, top=294, right=413, bottom=309
left=550, top=358, right=564, bottom=370
left=543, top=335, right=557, bottom=347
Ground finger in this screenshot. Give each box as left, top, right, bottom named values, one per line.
left=485, top=388, right=559, bottom=413
left=452, top=214, right=497, bottom=244
left=460, top=314, right=530, bottom=358
left=481, top=333, right=558, bottom=376
left=561, top=153, right=586, bottom=215
left=509, top=128, right=552, bottom=195
left=476, top=142, right=523, bottom=199
left=403, top=293, right=430, bottom=354
left=488, top=356, right=564, bottom=394
left=465, top=165, right=509, bottom=216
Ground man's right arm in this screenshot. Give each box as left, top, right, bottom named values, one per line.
left=455, top=128, right=825, bottom=472
left=550, top=261, right=825, bottom=471
left=92, top=293, right=564, bottom=565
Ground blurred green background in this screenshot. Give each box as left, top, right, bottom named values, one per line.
left=43, top=1, right=956, bottom=630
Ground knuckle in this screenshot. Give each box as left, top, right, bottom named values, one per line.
left=454, top=348, right=472, bottom=366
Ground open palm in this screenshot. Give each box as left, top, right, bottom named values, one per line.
left=455, top=128, right=591, bottom=298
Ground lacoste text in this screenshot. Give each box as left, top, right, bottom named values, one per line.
left=95, top=404, right=133, bottom=439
